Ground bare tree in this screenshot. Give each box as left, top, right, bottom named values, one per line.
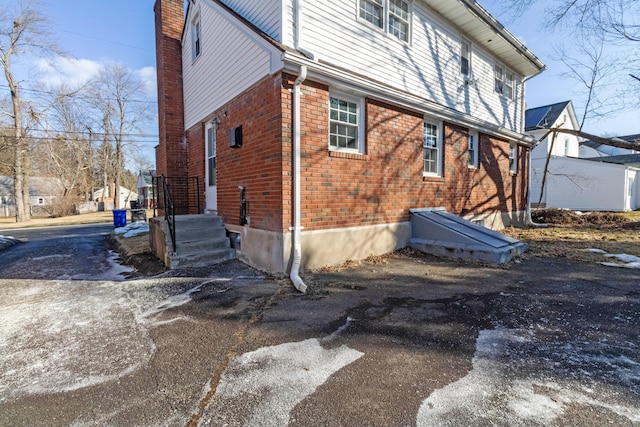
left=87, top=63, right=152, bottom=209
left=501, top=0, right=640, bottom=116
left=35, top=84, right=95, bottom=214
left=0, top=0, right=58, bottom=222
left=551, top=39, right=624, bottom=129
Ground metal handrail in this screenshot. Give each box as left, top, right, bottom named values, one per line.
left=161, top=175, right=177, bottom=253
left=152, top=175, right=202, bottom=254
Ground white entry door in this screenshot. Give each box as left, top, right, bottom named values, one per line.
left=205, top=122, right=217, bottom=213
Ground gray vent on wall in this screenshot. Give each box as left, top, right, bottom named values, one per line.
left=229, top=125, right=242, bottom=148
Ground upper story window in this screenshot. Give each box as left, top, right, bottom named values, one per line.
left=468, top=130, right=478, bottom=169
left=509, top=143, right=518, bottom=174
left=495, top=62, right=515, bottom=100
left=460, top=38, right=471, bottom=76
left=191, top=14, right=201, bottom=62
left=329, top=92, right=364, bottom=153
left=423, top=120, right=443, bottom=176
left=359, top=0, right=411, bottom=43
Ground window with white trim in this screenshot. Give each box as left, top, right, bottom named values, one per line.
left=206, top=124, right=216, bottom=186
left=509, top=143, right=518, bottom=174
left=460, top=38, right=471, bottom=76
left=468, top=130, right=478, bottom=169
left=505, top=70, right=514, bottom=100
left=423, top=120, right=442, bottom=176
left=191, top=14, right=201, bottom=61
left=495, top=62, right=515, bottom=100
left=494, top=63, right=504, bottom=95
left=329, top=93, right=363, bottom=153
left=359, top=0, right=411, bottom=42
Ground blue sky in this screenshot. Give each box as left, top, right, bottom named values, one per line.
left=12, top=0, right=640, bottom=159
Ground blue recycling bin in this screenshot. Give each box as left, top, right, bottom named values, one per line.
left=113, top=209, right=127, bottom=228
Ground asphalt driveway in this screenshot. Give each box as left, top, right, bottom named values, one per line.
left=0, top=246, right=639, bottom=426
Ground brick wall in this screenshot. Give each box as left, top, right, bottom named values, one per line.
left=190, top=71, right=528, bottom=234
left=154, top=0, right=187, bottom=179
left=198, top=74, right=288, bottom=232
left=286, top=77, right=529, bottom=232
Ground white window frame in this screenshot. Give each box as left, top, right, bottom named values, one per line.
left=329, top=91, right=365, bottom=154
left=191, top=13, right=201, bottom=62
left=206, top=123, right=216, bottom=186
left=505, top=70, right=515, bottom=100
left=468, top=130, right=479, bottom=169
left=423, top=119, right=443, bottom=177
left=460, top=38, right=471, bottom=76
left=495, top=62, right=516, bottom=100
left=358, top=0, right=411, bottom=43
left=509, top=143, right=518, bottom=174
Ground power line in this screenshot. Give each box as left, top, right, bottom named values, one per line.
left=0, top=84, right=158, bottom=105
left=52, top=26, right=153, bottom=53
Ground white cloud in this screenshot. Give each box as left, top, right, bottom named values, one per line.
left=35, top=56, right=103, bottom=89
left=35, top=56, right=156, bottom=96
left=137, top=66, right=157, bottom=98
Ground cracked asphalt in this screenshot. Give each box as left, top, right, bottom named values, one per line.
left=0, top=224, right=639, bottom=426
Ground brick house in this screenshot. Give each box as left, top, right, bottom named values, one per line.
left=153, top=0, right=545, bottom=276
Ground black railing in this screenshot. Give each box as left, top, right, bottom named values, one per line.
left=152, top=176, right=201, bottom=254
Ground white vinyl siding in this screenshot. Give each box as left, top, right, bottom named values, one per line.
left=182, top=1, right=283, bottom=130
left=218, top=0, right=282, bottom=40
left=282, top=1, right=524, bottom=132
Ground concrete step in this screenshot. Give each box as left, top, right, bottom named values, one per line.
left=169, top=248, right=236, bottom=269
left=152, top=213, right=236, bottom=269
left=175, top=237, right=231, bottom=253
left=174, top=214, right=223, bottom=227
left=176, top=225, right=227, bottom=242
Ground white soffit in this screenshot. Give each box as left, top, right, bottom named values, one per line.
left=422, top=0, right=545, bottom=76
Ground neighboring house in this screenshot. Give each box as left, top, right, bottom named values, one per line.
left=525, top=100, right=582, bottom=207
left=136, top=170, right=156, bottom=208
left=525, top=102, right=639, bottom=211
left=93, top=186, right=139, bottom=210
left=153, top=0, right=545, bottom=273
left=0, top=176, right=65, bottom=217
left=580, top=134, right=640, bottom=158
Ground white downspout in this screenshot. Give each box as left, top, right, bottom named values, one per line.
left=290, top=65, right=308, bottom=293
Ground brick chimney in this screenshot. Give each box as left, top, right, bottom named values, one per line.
left=154, top=0, right=187, bottom=180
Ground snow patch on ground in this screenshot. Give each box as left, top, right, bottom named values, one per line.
left=199, top=338, right=364, bottom=426
left=0, top=277, right=210, bottom=402
left=588, top=248, right=640, bottom=269
left=416, top=327, right=640, bottom=426
left=141, top=283, right=203, bottom=322
left=114, top=221, right=149, bottom=238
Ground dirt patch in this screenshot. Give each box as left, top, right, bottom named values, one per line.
left=505, top=210, right=640, bottom=263
left=108, top=232, right=166, bottom=277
